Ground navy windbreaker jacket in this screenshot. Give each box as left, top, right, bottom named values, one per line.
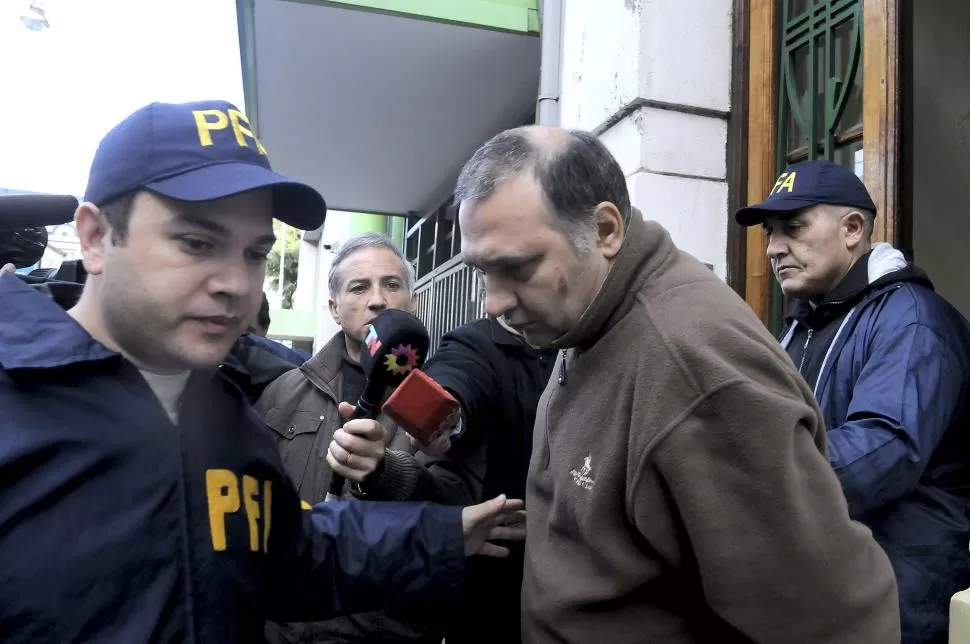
left=0, top=275, right=465, bottom=643
left=780, top=245, right=970, bottom=643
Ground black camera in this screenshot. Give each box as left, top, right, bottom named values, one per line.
left=1, top=194, right=87, bottom=306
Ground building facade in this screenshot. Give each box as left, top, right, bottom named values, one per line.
left=237, top=0, right=967, bottom=343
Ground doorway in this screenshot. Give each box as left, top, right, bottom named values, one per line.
left=906, top=0, right=970, bottom=318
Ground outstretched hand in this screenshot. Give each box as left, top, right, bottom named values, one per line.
left=461, top=495, right=526, bottom=557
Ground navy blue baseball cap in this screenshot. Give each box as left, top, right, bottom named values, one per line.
left=83, top=100, right=326, bottom=230
left=735, top=159, right=876, bottom=226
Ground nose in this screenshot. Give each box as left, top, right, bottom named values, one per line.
left=210, top=256, right=256, bottom=300
left=482, top=275, right=516, bottom=319
left=367, top=289, right=388, bottom=311
left=766, top=234, right=787, bottom=263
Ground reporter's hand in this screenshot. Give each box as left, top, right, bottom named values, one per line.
left=461, top=495, right=527, bottom=557
left=327, top=402, right=388, bottom=482
left=0, top=263, right=15, bottom=278
left=408, top=408, right=459, bottom=457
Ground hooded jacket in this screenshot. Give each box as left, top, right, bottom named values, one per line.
left=521, top=214, right=900, bottom=644
left=780, top=244, right=970, bottom=643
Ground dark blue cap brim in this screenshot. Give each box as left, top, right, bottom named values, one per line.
left=734, top=196, right=821, bottom=227
left=145, top=162, right=327, bottom=231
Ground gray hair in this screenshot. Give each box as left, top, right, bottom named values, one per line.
left=327, top=232, right=415, bottom=299
left=455, top=127, right=632, bottom=253
left=824, top=204, right=877, bottom=240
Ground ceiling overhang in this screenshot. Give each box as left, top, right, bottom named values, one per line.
left=238, top=0, right=541, bottom=220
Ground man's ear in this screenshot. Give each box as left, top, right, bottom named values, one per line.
left=74, top=202, right=110, bottom=276
left=328, top=297, right=340, bottom=324
left=842, top=210, right=867, bottom=250
left=593, top=202, right=625, bottom=259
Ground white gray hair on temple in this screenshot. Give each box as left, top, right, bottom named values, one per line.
left=327, top=232, right=415, bottom=299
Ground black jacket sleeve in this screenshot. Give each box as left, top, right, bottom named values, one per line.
left=353, top=322, right=498, bottom=505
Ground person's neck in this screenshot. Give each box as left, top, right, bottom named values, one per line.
left=344, top=333, right=362, bottom=364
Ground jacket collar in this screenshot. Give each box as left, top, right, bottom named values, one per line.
left=785, top=244, right=922, bottom=327
left=0, top=275, right=119, bottom=370
left=551, top=212, right=676, bottom=351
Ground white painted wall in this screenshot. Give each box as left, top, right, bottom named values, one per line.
left=911, top=0, right=970, bottom=318
left=559, top=0, right=732, bottom=277
left=293, top=211, right=363, bottom=352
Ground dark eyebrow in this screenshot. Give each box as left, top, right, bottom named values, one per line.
left=173, top=210, right=230, bottom=236
left=172, top=210, right=276, bottom=247
left=467, top=252, right=541, bottom=271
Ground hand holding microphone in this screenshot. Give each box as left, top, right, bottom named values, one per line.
left=327, top=401, right=389, bottom=482
left=324, top=308, right=430, bottom=501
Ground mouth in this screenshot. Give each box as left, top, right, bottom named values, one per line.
left=192, top=315, right=240, bottom=335
left=776, top=266, right=799, bottom=276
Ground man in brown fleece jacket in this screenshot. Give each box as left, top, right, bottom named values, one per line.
left=454, top=126, right=900, bottom=643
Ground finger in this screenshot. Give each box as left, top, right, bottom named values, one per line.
left=333, top=431, right=383, bottom=460
left=328, top=441, right=355, bottom=467
left=476, top=542, right=510, bottom=558
left=496, top=510, right=527, bottom=526
left=338, top=401, right=356, bottom=419
left=341, top=419, right=386, bottom=440
left=466, top=495, right=507, bottom=525
left=326, top=451, right=370, bottom=482
left=500, top=499, right=525, bottom=513
left=0, top=263, right=15, bottom=277
left=488, top=525, right=526, bottom=542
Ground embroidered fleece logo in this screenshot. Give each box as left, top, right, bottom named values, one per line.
left=570, top=454, right=595, bottom=490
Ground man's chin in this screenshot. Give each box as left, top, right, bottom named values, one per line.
left=520, top=327, right=558, bottom=348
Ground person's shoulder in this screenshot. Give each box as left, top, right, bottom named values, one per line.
left=632, top=253, right=769, bottom=344
left=255, top=363, right=311, bottom=409
left=442, top=317, right=493, bottom=341
left=872, top=281, right=965, bottom=328
left=622, top=256, right=799, bottom=396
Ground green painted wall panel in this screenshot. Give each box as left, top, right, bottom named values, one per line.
left=285, top=0, right=539, bottom=34
left=388, top=215, right=405, bottom=246
left=269, top=307, right=317, bottom=340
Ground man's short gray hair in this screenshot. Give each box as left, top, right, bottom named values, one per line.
left=328, top=232, right=415, bottom=299
left=455, top=127, right=632, bottom=253
left=825, top=204, right=877, bottom=240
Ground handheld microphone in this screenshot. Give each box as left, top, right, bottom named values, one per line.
left=326, top=308, right=430, bottom=501
left=0, top=194, right=78, bottom=229
left=381, top=369, right=461, bottom=446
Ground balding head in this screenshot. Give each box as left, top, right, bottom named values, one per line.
left=455, top=126, right=632, bottom=252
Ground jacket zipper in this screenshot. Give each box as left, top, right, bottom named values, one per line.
left=797, top=328, right=814, bottom=376
left=558, top=349, right=568, bottom=385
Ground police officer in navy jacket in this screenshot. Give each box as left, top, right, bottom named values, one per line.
left=0, top=100, right=522, bottom=643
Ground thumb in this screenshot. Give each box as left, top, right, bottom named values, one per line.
left=470, top=494, right=507, bottom=523
left=338, top=401, right=356, bottom=420
left=0, top=263, right=15, bottom=277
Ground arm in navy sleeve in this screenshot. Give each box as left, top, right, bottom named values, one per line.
left=262, top=476, right=465, bottom=622
left=354, top=326, right=497, bottom=505
left=828, top=321, right=966, bottom=515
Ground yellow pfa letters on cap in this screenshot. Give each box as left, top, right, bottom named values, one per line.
left=770, top=171, right=797, bottom=195
left=192, top=109, right=268, bottom=156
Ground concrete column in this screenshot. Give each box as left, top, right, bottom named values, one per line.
left=559, top=0, right=732, bottom=277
